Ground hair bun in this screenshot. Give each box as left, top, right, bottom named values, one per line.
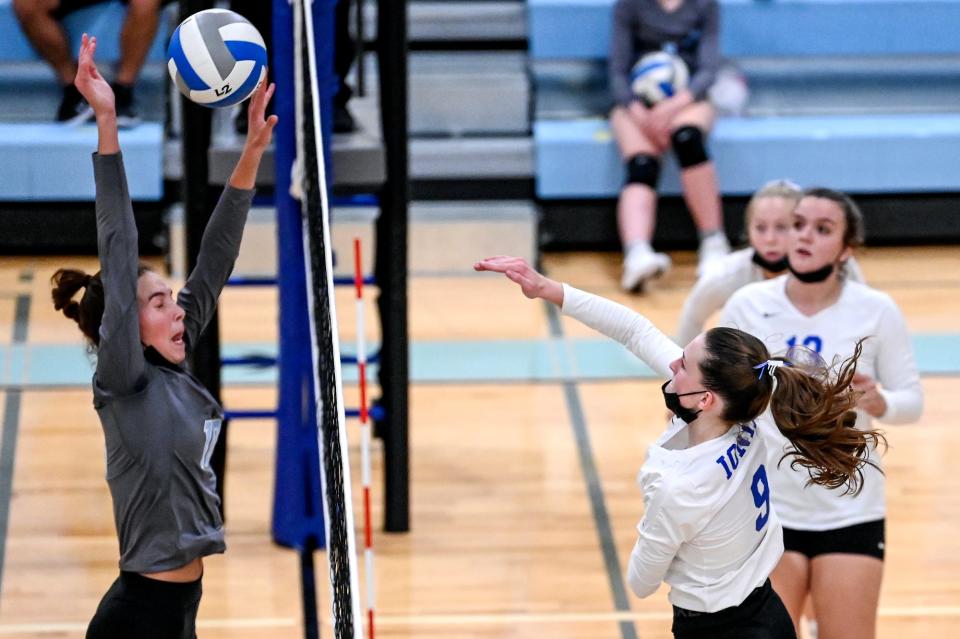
left=63, top=300, right=81, bottom=321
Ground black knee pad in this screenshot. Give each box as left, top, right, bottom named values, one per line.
left=625, top=154, right=661, bottom=188
left=671, top=126, right=709, bottom=168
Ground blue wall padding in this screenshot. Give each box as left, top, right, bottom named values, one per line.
left=529, top=0, right=960, bottom=60
left=535, top=114, right=960, bottom=198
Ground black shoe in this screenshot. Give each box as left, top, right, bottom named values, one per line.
left=57, top=84, right=93, bottom=125
left=333, top=103, right=356, bottom=133
left=112, top=83, right=140, bottom=128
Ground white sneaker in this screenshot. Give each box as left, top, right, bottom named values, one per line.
left=621, top=251, right=671, bottom=293
left=697, top=232, right=730, bottom=277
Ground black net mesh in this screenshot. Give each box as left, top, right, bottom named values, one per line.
left=299, top=9, right=355, bottom=637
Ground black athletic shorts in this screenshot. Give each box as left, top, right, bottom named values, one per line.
left=671, top=579, right=797, bottom=639
left=782, top=519, right=885, bottom=560
left=55, top=0, right=177, bottom=20
left=86, top=571, right=202, bottom=639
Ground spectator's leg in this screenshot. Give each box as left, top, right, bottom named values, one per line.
left=15, top=0, right=95, bottom=123
left=13, top=0, right=75, bottom=84
left=113, top=0, right=162, bottom=125
left=610, top=106, right=670, bottom=292
left=610, top=106, right=659, bottom=247
left=670, top=101, right=722, bottom=235
left=670, top=101, right=729, bottom=275
left=116, top=0, right=162, bottom=85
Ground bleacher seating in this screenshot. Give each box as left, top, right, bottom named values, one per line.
left=536, top=115, right=960, bottom=198
left=529, top=0, right=960, bottom=60
left=0, top=0, right=169, bottom=201
left=530, top=0, right=960, bottom=201
left=0, top=122, right=164, bottom=200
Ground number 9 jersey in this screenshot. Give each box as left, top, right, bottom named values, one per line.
left=627, top=415, right=784, bottom=613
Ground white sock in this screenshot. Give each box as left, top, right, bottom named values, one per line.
left=699, top=233, right=730, bottom=253
left=626, top=241, right=654, bottom=261
left=698, top=228, right=723, bottom=241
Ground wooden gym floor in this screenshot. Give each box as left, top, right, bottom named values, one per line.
left=0, top=246, right=957, bottom=638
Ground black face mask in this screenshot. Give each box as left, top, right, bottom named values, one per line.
left=751, top=250, right=789, bottom=274
left=787, top=260, right=834, bottom=283
left=661, top=380, right=707, bottom=424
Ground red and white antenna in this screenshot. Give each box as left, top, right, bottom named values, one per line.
left=353, top=237, right=375, bottom=639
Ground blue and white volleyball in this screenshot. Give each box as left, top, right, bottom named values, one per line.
left=167, top=9, right=267, bottom=108
left=630, top=51, right=689, bottom=105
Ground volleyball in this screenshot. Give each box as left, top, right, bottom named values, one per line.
left=167, top=9, right=267, bottom=108
left=629, top=51, right=689, bottom=105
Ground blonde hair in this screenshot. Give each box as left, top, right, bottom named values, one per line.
left=744, top=179, right=803, bottom=228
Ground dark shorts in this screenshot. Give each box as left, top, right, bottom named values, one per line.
left=782, top=519, right=885, bottom=560
left=54, top=0, right=177, bottom=20
left=672, top=579, right=796, bottom=639
left=86, top=571, right=202, bottom=639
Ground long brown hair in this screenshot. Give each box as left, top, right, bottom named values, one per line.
left=699, top=327, right=884, bottom=495
left=51, top=265, right=152, bottom=346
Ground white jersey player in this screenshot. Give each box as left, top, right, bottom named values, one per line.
left=720, top=188, right=923, bottom=639
left=475, top=255, right=882, bottom=639
left=676, top=180, right=865, bottom=347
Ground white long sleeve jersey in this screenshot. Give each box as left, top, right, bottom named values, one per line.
left=676, top=248, right=866, bottom=347
left=720, top=276, right=923, bottom=530
left=562, top=284, right=784, bottom=612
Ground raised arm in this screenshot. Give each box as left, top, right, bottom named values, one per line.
left=561, top=284, right=679, bottom=377
left=76, top=34, right=146, bottom=395
left=178, top=81, right=278, bottom=348
left=474, top=256, right=680, bottom=377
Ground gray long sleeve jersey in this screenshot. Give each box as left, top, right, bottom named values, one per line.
left=91, top=152, right=254, bottom=573
left=609, top=0, right=721, bottom=107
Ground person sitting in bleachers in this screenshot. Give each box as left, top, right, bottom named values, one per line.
left=609, top=0, right=735, bottom=292
left=13, top=0, right=174, bottom=126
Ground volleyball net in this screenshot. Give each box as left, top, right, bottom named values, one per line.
left=294, top=0, right=362, bottom=635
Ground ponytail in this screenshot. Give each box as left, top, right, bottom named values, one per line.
left=769, top=340, right=885, bottom=495
left=51, top=268, right=104, bottom=345
left=51, top=264, right=153, bottom=347
left=700, top=328, right=884, bottom=496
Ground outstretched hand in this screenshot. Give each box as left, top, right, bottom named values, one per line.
left=473, top=256, right=564, bottom=306
left=244, top=79, right=278, bottom=153
left=228, top=78, right=278, bottom=189
left=75, top=34, right=115, bottom=117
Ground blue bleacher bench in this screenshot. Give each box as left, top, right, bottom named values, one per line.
left=535, top=114, right=960, bottom=198
left=0, top=1, right=169, bottom=201
left=529, top=0, right=960, bottom=60
left=0, top=123, right=164, bottom=200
